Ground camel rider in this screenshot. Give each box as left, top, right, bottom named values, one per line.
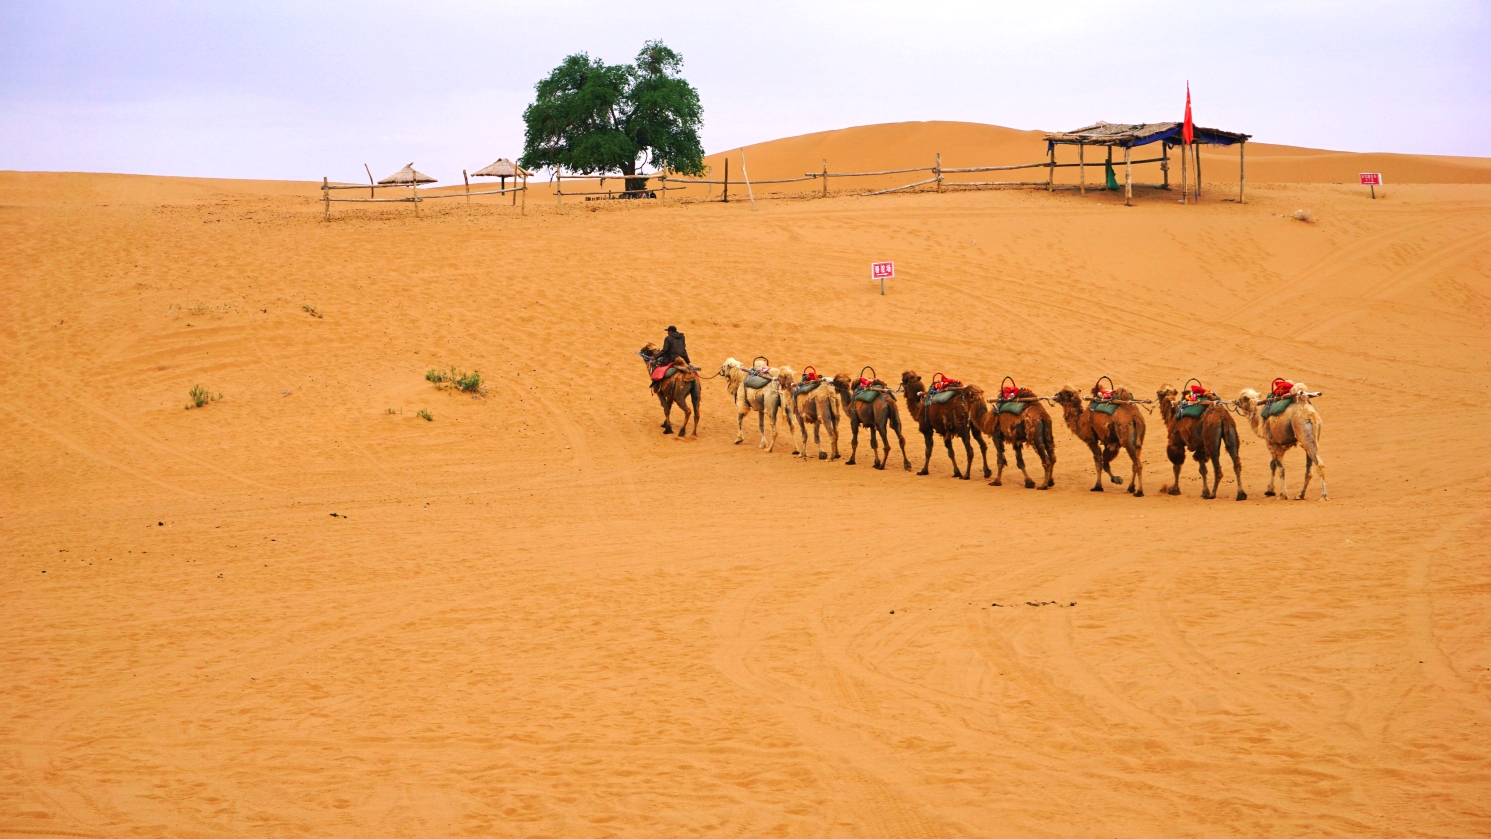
left=655, top=325, right=690, bottom=369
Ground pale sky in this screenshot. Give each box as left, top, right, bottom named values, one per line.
left=1, top=1, right=1486, bottom=183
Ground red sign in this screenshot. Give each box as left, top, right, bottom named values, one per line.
left=1360, top=173, right=1382, bottom=185
left=871, top=261, right=895, bottom=280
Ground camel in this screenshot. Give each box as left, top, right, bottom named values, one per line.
left=900, top=371, right=991, bottom=480
left=639, top=343, right=699, bottom=437
left=1052, top=383, right=1145, bottom=496
left=1236, top=383, right=1328, bottom=500
left=978, top=381, right=1056, bottom=489
left=1156, top=384, right=1247, bottom=500
left=720, top=357, right=789, bottom=451
left=789, top=368, right=841, bottom=461
left=830, top=373, right=912, bottom=470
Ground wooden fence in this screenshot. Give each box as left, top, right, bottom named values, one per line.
left=321, top=175, right=528, bottom=219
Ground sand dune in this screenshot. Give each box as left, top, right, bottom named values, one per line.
left=2, top=122, right=1489, bottom=838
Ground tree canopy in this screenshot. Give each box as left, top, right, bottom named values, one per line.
left=520, top=41, right=705, bottom=186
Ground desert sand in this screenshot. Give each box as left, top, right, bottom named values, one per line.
left=3, top=120, right=1489, bottom=838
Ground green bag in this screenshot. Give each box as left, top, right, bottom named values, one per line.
left=744, top=374, right=771, bottom=389
left=1105, top=161, right=1119, bottom=190
left=1177, top=401, right=1209, bottom=419
left=1090, top=401, right=1118, bottom=415
left=855, top=389, right=882, bottom=403
left=997, top=401, right=1028, bottom=415
left=794, top=380, right=821, bottom=397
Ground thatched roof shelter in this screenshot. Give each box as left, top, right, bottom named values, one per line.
left=1039, top=121, right=1251, bottom=206
left=1044, top=121, right=1249, bottom=148
left=471, top=158, right=532, bottom=179
left=378, top=163, right=436, bottom=185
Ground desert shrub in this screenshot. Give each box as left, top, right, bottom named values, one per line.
left=426, top=367, right=483, bottom=394
left=386, top=407, right=397, bottom=414
left=186, top=384, right=222, bottom=409
left=455, top=370, right=482, bottom=393
left=417, top=408, right=433, bottom=421
left=301, top=304, right=323, bottom=318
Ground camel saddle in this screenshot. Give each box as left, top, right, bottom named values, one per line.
left=997, top=400, right=1029, bottom=415
left=794, top=380, right=822, bottom=396
left=855, top=387, right=890, bottom=403
left=1262, top=396, right=1293, bottom=419
left=1090, top=401, right=1119, bottom=415
left=927, top=388, right=961, bottom=405
left=744, top=374, right=772, bottom=389
left=1176, top=397, right=1216, bottom=419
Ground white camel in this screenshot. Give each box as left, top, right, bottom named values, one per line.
left=720, top=358, right=789, bottom=451
left=1236, top=383, right=1329, bottom=500
left=789, top=369, right=841, bottom=460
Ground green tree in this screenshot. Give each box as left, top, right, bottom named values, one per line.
left=520, top=41, right=704, bottom=193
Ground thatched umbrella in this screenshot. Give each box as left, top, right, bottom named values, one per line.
left=469, top=158, right=532, bottom=205
left=378, top=163, right=437, bottom=186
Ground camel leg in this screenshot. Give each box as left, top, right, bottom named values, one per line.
left=1014, top=442, right=1035, bottom=488
left=1035, top=424, right=1055, bottom=490
left=959, top=430, right=975, bottom=480
left=1103, top=441, right=1123, bottom=484
left=658, top=391, right=675, bottom=434
left=675, top=396, right=691, bottom=441
left=846, top=419, right=860, bottom=466
left=919, top=430, right=935, bottom=476
left=1128, top=444, right=1144, bottom=497
left=944, top=435, right=964, bottom=479
left=1226, top=424, right=1246, bottom=501
left=974, top=429, right=992, bottom=479
left=734, top=401, right=747, bottom=444
left=1298, top=454, right=1314, bottom=500
left=827, top=413, right=841, bottom=461
left=1273, top=458, right=1287, bottom=500
left=877, top=421, right=892, bottom=471
left=1198, top=457, right=1213, bottom=499
left=896, top=426, right=912, bottom=471
left=989, top=436, right=1008, bottom=486
left=869, top=418, right=885, bottom=470
left=1087, top=441, right=1105, bottom=491
left=1301, top=418, right=1328, bottom=500
left=763, top=403, right=778, bottom=453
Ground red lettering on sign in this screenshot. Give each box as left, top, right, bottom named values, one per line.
left=871, top=261, right=895, bottom=280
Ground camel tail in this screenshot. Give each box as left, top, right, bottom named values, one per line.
left=1042, top=416, right=1055, bottom=459
left=1224, top=420, right=1240, bottom=458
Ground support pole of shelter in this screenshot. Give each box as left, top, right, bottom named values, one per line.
left=1078, top=143, right=1085, bottom=195
left=322, top=177, right=330, bottom=220
left=1239, top=142, right=1245, bottom=204
left=463, top=170, right=470, bottom=206
left=556, top=168, right=562, bottom=212
left=364, top=164, right=375, bottom=199
left=1194, top=144, right=1202, bottom=202
left=822, top=160, right=828, bottom=198
left=1181, top=142, right=1188, bottom=205
left=1162, top=143, right=1170, bottom=190
left=1047, top=145, right=1055, bottom=191
left=413, top=181, right=419, bottom=217
left=936, top=153, right=943, bottom=193
left=1124, top=145, right=1132, bottom=206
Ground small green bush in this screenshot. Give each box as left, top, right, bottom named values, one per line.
left=386, top=407, right=397, bottom=415
left=186, top=384, right=221, bottom=409
left=417, top=408, right=433, bottom=421
left=301, top=304, right=322, bottom=318
left=426, top=366, right=483, bottom=394
left=455, top=370, right=482, bottom=392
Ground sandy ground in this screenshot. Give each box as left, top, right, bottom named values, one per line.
left=2, top=122, right=1490, bottom=838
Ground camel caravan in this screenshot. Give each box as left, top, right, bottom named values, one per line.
left=639, top=334, right=1327, bottom=501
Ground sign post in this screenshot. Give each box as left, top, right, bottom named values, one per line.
left=871, top=261, right=894, bottom=296
left=1360, top=172, right=1382, bottom=199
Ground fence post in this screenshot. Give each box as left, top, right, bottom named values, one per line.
left=723, top=158, right=729, bottom=203
left=521, top=175, right=526, bottom=215
left=1239, top=141, right=1245, bottom=204
left=463, top=169, right=470, bottom=206
left=1047, top=145, right=1055, bottom=191
left=936, top=153, right=942, bottom=193
left=822, top=159, right=828, bottom=198
left=556, top=169, right=562, bottom=212
left=322, top=177, right=330, bottom=220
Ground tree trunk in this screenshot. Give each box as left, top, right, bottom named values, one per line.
left=622, top=161, right=646, bottom=195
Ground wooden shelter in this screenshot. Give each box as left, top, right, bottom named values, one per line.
left=378, top=163, right=437, bottom=186
left=468, top=158, right=532, bottom=206
left=1042, top=121, right=1251, bottom=206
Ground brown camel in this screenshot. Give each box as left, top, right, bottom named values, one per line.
left=1052, top=382, right=1145, bottom=496
left=639, top=343, right=699, bottom=437
left=789, top=368, right=841, bottom=461
left=1156, top=384, right=1246, bottom=500
left=1236, top=383, right=1328, bottom=500
left=978, top=380, right=1056, bottom=489
left=830, top=373, right=912, bottom=470
left=901, top=371, right=991, bottom=480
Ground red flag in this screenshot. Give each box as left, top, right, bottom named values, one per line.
left=1183, top=82, right=1194, bottom=145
